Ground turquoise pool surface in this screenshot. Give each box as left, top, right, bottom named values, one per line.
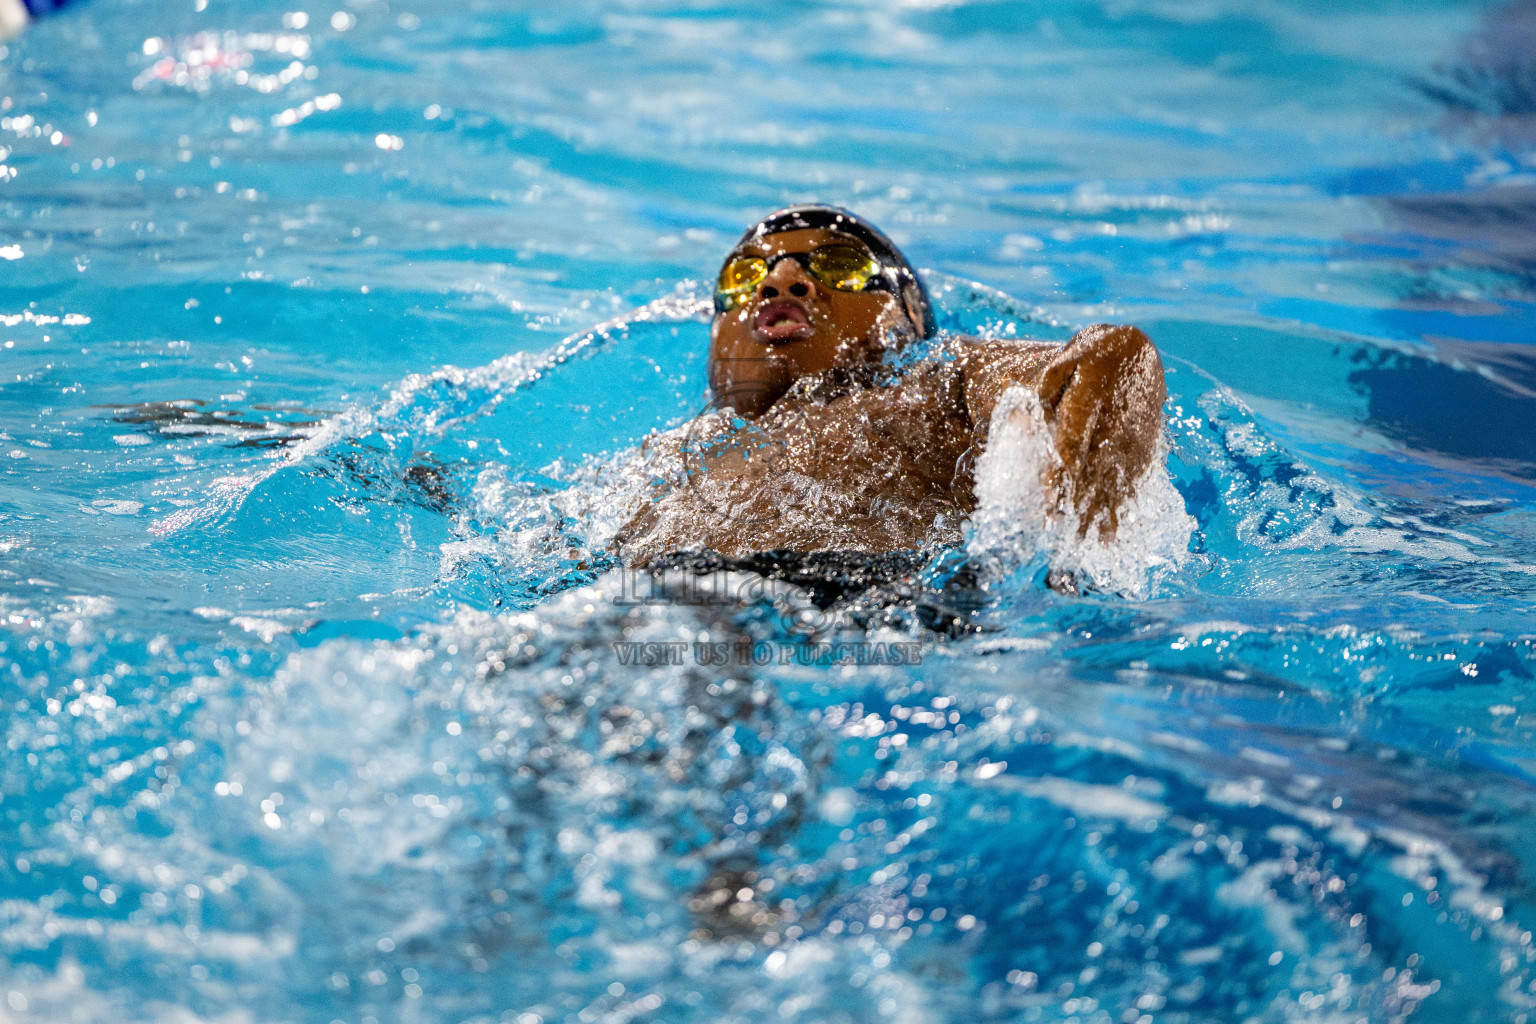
left=3, top=1, right=1536, bottom=1022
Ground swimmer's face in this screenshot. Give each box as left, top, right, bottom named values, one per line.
left=707, top=228, right=912, bottom=418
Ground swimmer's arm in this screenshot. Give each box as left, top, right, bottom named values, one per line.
left=955, top=325, right=1166, bottom=537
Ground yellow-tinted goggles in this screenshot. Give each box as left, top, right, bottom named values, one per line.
left=714, top=244, right=887, bottom=311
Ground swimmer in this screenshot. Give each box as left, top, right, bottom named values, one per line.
left=615, top=205, right=1166, bottom=571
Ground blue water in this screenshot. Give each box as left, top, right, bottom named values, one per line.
left=3, top=1, right=1536, bottom=1022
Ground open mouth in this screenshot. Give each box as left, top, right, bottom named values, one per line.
left=754, top=301, right=813, bottom=342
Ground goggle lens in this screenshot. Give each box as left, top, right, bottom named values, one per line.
left=716, top=256, right=768, bottom=304
left=808, top=245, right=880, bottom=291
left=714, top=245, right=884, bottom=310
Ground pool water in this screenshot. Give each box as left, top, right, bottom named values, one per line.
left=3, top=1, right=1536, bottom=1022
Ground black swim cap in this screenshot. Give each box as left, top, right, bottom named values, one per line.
left=726, top=204, right=938, bottom=339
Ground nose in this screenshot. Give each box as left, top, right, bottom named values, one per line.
left=758, top=257, right=813, bottom=301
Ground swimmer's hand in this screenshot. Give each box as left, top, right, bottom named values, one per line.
left=1033, top=324, right=1165, bottom=537
left=961, top=324, right=1166, bottom=537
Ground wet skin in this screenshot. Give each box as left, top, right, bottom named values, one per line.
left=615, top=227, right=1166, bottom=563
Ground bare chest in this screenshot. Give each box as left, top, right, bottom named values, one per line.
left=617, top=369, right=978, bottom=561
left=754, top=379, right=973, bottom=498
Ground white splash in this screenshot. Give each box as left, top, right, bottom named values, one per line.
left=439, top=445, right=660, bottom=585
left=967, top=386, right=1194, bottom=597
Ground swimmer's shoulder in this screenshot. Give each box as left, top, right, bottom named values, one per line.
left=943, top=334, right=1061, bottom=368
left=894, top=335, right=1060, bottom=402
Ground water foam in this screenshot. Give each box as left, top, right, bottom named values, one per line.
left=968, top=386, right=1195, bottom=597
